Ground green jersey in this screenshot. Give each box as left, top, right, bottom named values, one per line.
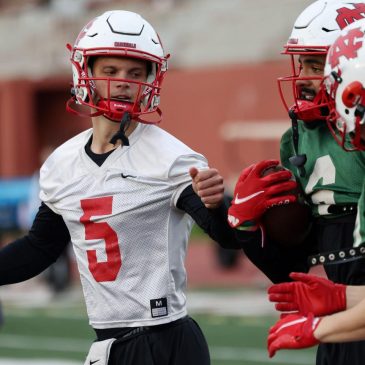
left=280, top=120, right=365, bottom=217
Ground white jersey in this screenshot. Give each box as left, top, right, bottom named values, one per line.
left=39, top=123, right=208, bottom=329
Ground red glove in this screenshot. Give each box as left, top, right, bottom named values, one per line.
left=268, top=272, right=346, bottom=316
left=227, top=160, right=297, bottom=229
left=268, top=313, right=321, bottom=358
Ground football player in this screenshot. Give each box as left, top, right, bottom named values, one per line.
left=0, top=10, right=240, bottom=365
left=228, top=1, right=365, bottom=364
left=267, top=18, right=365, bottom=356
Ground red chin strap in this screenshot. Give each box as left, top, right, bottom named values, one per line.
left=278, top=50, right=328, bottom=123
left=66, top=96, right=163, bottom=124
left=289, top=99, right=325, bottom=122
left=97, top=98, right=163, bottom=124
left=289, top=86, right=329, bottom=122
left=96, top=99, right=140, bottom=122
left=278, top=79, right=329, bottom=122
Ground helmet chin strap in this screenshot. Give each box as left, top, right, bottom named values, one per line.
left=292, top=100, right=326, bottom=122
left=352, top=105, right=365, bottom=150
left=109, top=112, right=131, bottom=147
left=288, top=108, right=307, bottom=177
left=292, top=88, right=329, bottom=123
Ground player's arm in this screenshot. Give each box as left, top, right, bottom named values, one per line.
left=189, top=167, right=224, bottom=209
left=177, top=185, right=241, bottom=249
left=315, top=297, right=365, bottom=343
left=0, top=202, right=70, bottom=284
left=346, top=285, right=365, bottom=308
left=186, top=165, right=296, bottom=268
left=227, top=158, right=313, bottom=283
left=236, top=230, right=312, bottom=283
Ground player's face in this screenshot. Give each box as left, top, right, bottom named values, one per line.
left=92, top=56, right=148, bottom=103
left=296, top=54, right=326, bottom=101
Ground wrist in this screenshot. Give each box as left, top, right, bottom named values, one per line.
left=334, top=283, right=347, bottom=311
left=345, top=284, right=365, bottom=309
left=312, top=316, right=324, bottom=342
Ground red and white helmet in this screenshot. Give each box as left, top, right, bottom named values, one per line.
left=66, top=10, right=169, bottom=124
left=278, top=0, right=365, bottom=121
left=323, top=18, right=365, bottom=150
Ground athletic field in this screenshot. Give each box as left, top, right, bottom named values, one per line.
left=0, top=239, right=318, bottom=365
left=0, top=285, right=316, bottom=365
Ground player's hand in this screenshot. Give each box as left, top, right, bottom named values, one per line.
left=268, top=272, right=346, bottom=316
left=190, top=167, right=224, bottom=209
left=268, top=313, right=321, bottom=358
left=227, top=160, right=297, bottom=229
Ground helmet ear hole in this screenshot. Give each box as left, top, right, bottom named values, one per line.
left=342, top=81, right=363, bottom=108
left=146, top=62, right=156, bottom=84
left=88, top=57, right=96, bottom=76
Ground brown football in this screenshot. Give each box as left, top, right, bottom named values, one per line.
left=260, top=165, right=312, bottom=247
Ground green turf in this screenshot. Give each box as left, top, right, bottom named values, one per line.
left=0, top=303, right=316, bottom=364
left=190, top=223, right=207, bottom=239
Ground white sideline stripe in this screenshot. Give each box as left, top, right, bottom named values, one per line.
left=211, top=347, right=313, bottom=364
left=0, top=361, right=79, bottom=365
left=220, top=120, right=289, bottom=140
left=3, top=290, right=276, bottom=317
left=0, top=335, right=314, bottom=364
left=4, top=310, right=86, bottom=321
left=0, top=334, right=90, bottom=353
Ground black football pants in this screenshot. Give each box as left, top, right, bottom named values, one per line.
left=106, top=316, right=210, bottom=365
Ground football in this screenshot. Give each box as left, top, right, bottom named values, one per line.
left=260, top=165, right=312, bottom=247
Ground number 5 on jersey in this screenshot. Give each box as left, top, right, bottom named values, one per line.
left=80, top=196, right=122, bottom=282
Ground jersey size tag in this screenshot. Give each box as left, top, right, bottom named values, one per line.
left=150, top=297, right=168, bottom=318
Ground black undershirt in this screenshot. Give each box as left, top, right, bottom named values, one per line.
left=84, top=136, right=115, bottom=166
left=0, top=145, right=238, bottom=286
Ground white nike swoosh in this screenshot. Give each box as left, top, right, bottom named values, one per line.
left=234, top=191, right=264, bottom=204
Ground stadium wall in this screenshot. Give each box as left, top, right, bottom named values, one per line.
left=0, top=60, right=290, bottom=190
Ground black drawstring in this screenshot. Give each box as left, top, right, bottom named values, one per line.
left=288, top=109, right=307, bottom=177
left=109, top=112, right=131, bottom=147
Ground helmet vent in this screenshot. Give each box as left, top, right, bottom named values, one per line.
left=107, top=16, right=144, bottom=36
left=322, top=27, right=337, bottom=32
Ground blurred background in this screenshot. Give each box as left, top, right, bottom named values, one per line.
left=0, top=0, right=317, bottom=364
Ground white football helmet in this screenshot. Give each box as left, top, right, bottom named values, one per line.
left=66, top=10, right=169, bottom=124
left=278, top=0, right=365, bottom=121
left=323, top=18, right=365, bottom=150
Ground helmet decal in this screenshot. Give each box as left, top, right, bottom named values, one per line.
left=328, top=27, right=364, bottom=68
left=114, top=42, right=136, bottom=48
left=323, top=18, right=365, bottom=150
left=336, top=4, right=365, bottom=29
